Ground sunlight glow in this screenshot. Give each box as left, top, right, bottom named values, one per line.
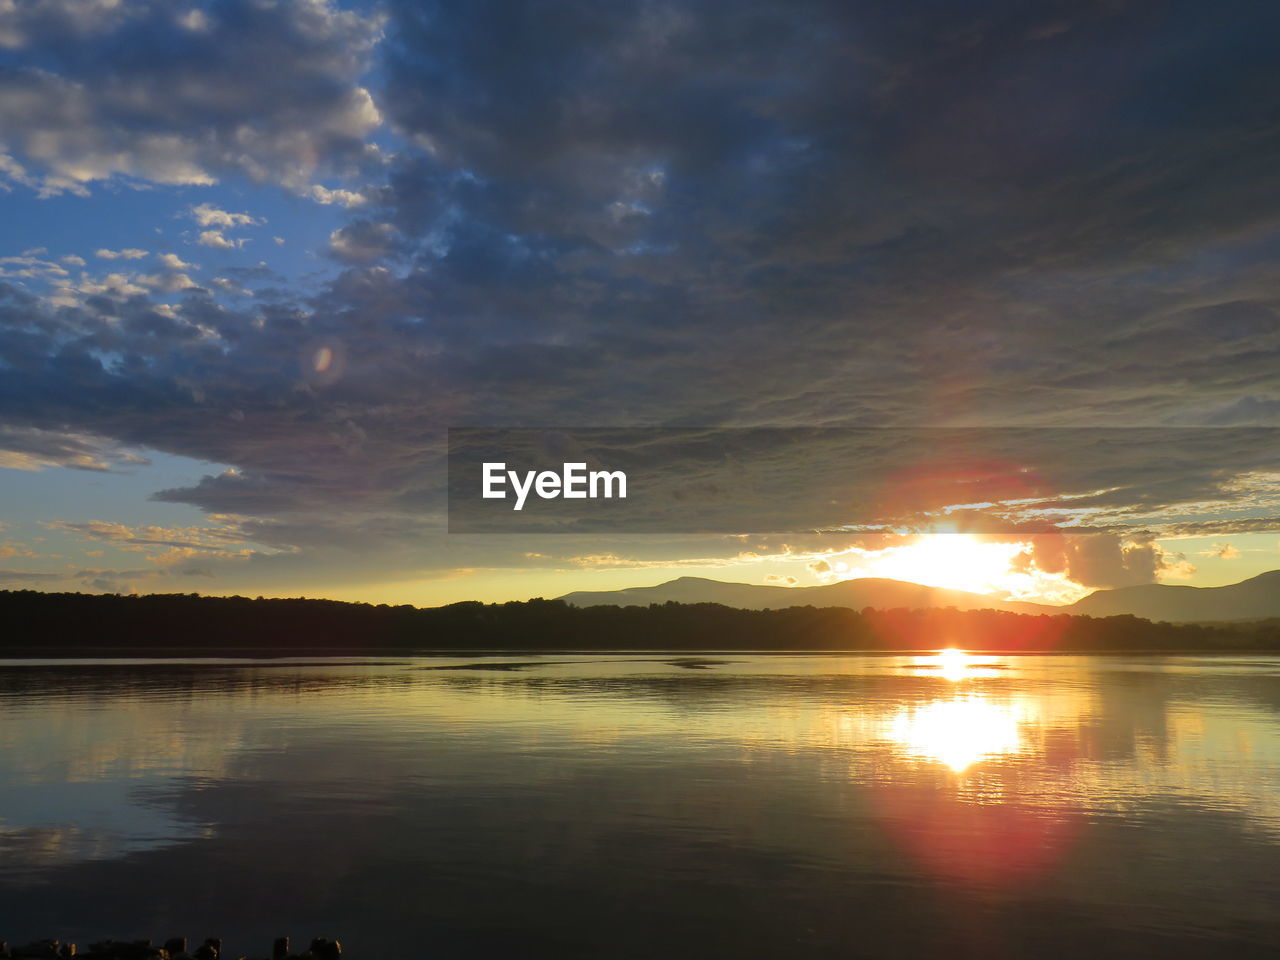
left=818, top=534, right=1089, bottom=604
left=911, top=648, right=1005, bottom=682
left=887, top=695, right=1029, bottom=772
left=932, top=647, right=971, bottom=682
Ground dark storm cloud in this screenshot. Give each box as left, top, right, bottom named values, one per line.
left=446, top=427, right=1280, bottom=534
left=2, top=0, right=1280, bottom=588
left=0, top=0, right=383, bottom=195
left=325, top=220, right=403, bottom=264
left=360, top=0, right=1280, bottom=430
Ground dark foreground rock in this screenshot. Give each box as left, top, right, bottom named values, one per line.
left=0, top=938, right=340, bottom=960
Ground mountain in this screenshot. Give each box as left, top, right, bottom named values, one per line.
left=1064, top=570, right=1280, bottom=622
left=559, top=570, right=1280, bottom=623
left=559, top=576, right=1054, bottom=615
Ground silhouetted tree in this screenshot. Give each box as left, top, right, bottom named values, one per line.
left=1, top=590, right=1274, bottom=655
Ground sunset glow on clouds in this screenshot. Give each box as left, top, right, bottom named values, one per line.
left=807, top=536, right=1094, bottom=605
left=1, top=0, right=1278, bottom=604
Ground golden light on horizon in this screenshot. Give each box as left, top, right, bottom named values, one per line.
left=910, top=648, right=1006, bottom=681
left=823, top=533, right=1090, bottom=605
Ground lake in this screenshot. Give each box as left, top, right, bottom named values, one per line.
left=1, top=653, right=1278, bottom=958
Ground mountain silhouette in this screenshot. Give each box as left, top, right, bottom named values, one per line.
left=560, top=571, right=1280, bottom=622
left=1064, top=570, right=1280, bottom=622
left=559, top=576, right=1054, bottom=615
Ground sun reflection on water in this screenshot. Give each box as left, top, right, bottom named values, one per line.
left=914, top=647, right=1002, bottom=682
left=933, top=647, right=970, bottom=682
left=887, top=694, right=1031, bottom=772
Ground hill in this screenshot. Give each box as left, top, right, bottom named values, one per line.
left=559, top=576, right=1055, bottom=614
left=562, top=571, right=1280, bottom=623
left=1065, top=570, right=1280, bottom=622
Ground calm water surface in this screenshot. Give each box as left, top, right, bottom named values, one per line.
left=1, top=653, right=1278, bottom=958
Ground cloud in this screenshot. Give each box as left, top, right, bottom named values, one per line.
left=3, top=0, right=1280, bottom=597
left=45, top=519, right=249, bottom=553
left=0, top=426, right=149, bottom=472
left=137, top=272, right=201, bottom=294
left=157, top=253, right=197, bottom=271
left=0, top=0, right=133, bottom=49
left=209, top=276, right=249, bottom=296
left=68, top=567, right=154, bottom=592
left=1207, top=395, right=1280, bottom=424
left=0, top=253, right=69, bottom=280
left=0, top=0, right=384, bottom=197
left=308, top=185, right=368, bottom=207
left=1201, top=543, right=1242, bottom=559
left=326, top=221, right=399, bottom=263
left=197, top=230, right=245, bottom=250
left=0, top=569, right=60, bottom=582
left=1161, top=518, right=1280, bottom=537
left=95, top=248, right=148, bottom=260
left=189, top=204, right=260, bottom=249
left=1024, top=533, right=1196, bottom=590
left=189, top=204, right=259, bottom=230
left=39, top=517, right=268, bottom=586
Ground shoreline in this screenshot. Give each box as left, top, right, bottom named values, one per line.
left=1, top=647, right=1277, bottom=660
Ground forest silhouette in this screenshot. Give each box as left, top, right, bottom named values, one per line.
left=3, top=590, right=1279, bottom=655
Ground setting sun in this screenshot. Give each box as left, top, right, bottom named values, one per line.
left=820, top=534, right=1089, bottom=604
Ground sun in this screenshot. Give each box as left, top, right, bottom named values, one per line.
left=820, top=534, right=1088, bottom=604
left=864, top=535, right=1022, bottom=594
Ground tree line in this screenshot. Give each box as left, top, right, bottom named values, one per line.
left=2, top=589, right=1278, bottom=654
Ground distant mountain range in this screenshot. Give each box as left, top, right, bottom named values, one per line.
left=559, top=571, right=1280, bottom=623
left=560, top=577, right=1052, bottom=615
left=1066, top=570, right=1280, bottom=622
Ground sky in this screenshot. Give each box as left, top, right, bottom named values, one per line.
left=0, top=0, right=1278, bottom=606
